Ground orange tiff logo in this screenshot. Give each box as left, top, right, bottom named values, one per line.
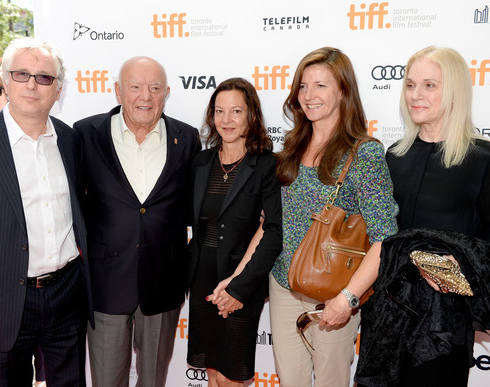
left=347, top=2, right=391, bottom=30
left=366, top=120, right=378, bottom=136
left=75, top=70, right=111, bottom=93
left=252, top=66, right=290, bottom=90
left=175, top=318, right=188, bottom=339
left=254, top=372, right=280, bottom=387
left=469, top=59, right=490, bottom=86
left=152, top=13, right=189, bottom=38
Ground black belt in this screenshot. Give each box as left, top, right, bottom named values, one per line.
left=27, top=257, right=80, bottom=288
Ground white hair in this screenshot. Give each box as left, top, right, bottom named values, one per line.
left=1, top=37, right=65, bottom=90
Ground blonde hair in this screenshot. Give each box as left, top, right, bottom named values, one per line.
left=392, top=46, right=481, bottom=167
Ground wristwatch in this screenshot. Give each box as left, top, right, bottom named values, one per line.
left=341, top=288, right=360, bottom=308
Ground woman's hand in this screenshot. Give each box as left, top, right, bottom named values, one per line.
left=204, top=222, right=264, bottom=317
left=207, top=287, right=243, bottom=318
left=419, top=270, right=442, bottom=292
left=418, top=254, right=458, bottom=293
left=319, top=293, right=353, bottom=328
left=207, top=277, right=233, bottom=304
left=318, top=242, right=381, bottom=328
left=206, top=278, right=243, bottom=318
left=217, top=290, right=244, bottom=318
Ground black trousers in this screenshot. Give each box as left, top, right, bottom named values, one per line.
left=0, top=259, right=87, bottom=387
left=34, top=345, right=46, bottom=382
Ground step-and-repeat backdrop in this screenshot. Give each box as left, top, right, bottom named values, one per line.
left=34, top=1, right=490, bottom=385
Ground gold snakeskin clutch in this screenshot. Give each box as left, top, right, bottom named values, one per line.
left=409, top=250, right=473, bottom=296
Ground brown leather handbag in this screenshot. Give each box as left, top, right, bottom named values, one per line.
left=288, top=144, right=373, bottom=304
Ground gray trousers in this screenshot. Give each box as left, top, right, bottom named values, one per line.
left=87, top=306, right=180, bottom=387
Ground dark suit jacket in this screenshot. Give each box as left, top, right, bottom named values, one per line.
left=188, top=148, right=282, bottom=303
left=0, top=111, right=92, bottom=352
left=74, top=106, right=201, bottom=315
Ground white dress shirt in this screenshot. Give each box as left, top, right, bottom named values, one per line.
left=4, top=104, right=79, bottom=277
left=111, top=110, right=167, bottom=203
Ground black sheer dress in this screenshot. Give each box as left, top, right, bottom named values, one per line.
left=187, top=157, right=264, bottom=381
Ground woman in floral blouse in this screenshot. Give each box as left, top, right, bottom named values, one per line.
left=269, top=47, right=398, bottom=387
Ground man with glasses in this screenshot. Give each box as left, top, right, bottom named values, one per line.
left=0, top=37, right=92, bottom=387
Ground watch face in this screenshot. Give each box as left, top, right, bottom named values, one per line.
left=350, top=297, right=360, bottom=308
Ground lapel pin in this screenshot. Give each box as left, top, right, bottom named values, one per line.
left=174, top=138, right=178, bottom=145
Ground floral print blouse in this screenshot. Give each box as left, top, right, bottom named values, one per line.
left=271, top=140, right=399, bottom=289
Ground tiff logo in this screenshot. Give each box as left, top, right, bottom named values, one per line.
left=152, top=13, right=189, bottom=38
left=75, top=70, right=110, bottom=93
left=347, top=2, right=390, bottom=30
left=175, top=318, right=188, bottom=339
left=252, top=66, right=290, bottom=90
left=254, top=372, right=280, bottom=387
left=469, top=60, right=490, bottom=86
left=474, top=6, right=489, bottom=23
left=366, top=120, right=378, bottom=136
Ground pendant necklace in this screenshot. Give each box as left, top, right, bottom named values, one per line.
left=219, top=150, right=245, bottom=183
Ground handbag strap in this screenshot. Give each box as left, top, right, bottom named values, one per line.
left=325, top=140, right=366, bottom=210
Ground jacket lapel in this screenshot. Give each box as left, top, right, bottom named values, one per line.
left=0, top=112, right=27, bottom=232
left=54, top=120, right=77, bottom=193
left=145, top=114, right=184, bottom=204
left=219, top=152, right=256, bottom=217
left=193, top=149, right=215, bottom=224
left=54, top=119, right=85, bottom=245
left=91, top=106, right=137, bottom=200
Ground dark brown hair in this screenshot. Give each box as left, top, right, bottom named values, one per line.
left=277, top=47, right=374, bottom=185
left=203, top=77, right=272, bottom=154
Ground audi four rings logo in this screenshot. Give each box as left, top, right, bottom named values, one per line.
left=371, top=65, right=406, bottom=80
left=186, top=368, right=208, bottom=381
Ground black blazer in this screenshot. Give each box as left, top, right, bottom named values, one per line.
left=188, top=148, right=282, bottom=303
left=0, top=112, right=92, bottom=352
left=74, top=106, right=201, bottom=315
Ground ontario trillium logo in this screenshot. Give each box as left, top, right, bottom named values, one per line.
left=73, top=22, right=90, bottom=40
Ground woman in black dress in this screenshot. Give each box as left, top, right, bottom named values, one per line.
left=187, top=78, right=282, bottom=386
left=355, top=46, right=490, bottom=386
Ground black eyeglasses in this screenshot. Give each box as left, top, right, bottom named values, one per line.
left=9, top=71, right=57, bottom=86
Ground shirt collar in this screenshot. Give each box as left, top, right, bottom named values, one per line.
left=4, top=103, right=56, bottom=148
left=117, top=106, right=165, bottom=144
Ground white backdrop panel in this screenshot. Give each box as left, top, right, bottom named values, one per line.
left=34, top=1, right=490, bottom=385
